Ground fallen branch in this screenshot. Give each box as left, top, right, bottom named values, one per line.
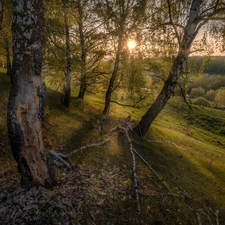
left=133, top=148, right=173, bottom=193
left=67, top=138, right=110, bottom=156
left=120, top=125, right=141, bottom=213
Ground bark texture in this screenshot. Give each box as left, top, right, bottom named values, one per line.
left=7, top=0, right=55, bottom=188
left=133, top=0, right=202, bottom=137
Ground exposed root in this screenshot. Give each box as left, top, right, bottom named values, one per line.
left=49, top=151, right=72, bottom=170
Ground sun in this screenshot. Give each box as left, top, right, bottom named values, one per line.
left=127, top=40, right=136, bottom=50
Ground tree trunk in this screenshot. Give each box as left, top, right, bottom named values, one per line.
left=77, top=74, right=86, bottom=99
left=133, top=54, right=187, bottom=137
left=102, top=37, right=122, bottom=116
left=4, top=36, right=11, bottom=76
left=7, top=0, right=55, bottom=188
left=77, top=2, right=87, bottom=100
left=133, top=0, right=202, bottom=137
left=61, top=7, right=72, bottom=107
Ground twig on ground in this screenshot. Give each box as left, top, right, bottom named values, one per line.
left=215, top=210, right=220, bottom=225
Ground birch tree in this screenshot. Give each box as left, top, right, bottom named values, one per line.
left=61, top=0, right=72, bottom=107
left=133, top=0, right=225, bottom=137
left=70, top=0, right=106, bottom=100
left=96, top=0, right=147, bottom=117
left=7, top=0, right=55, bottom=188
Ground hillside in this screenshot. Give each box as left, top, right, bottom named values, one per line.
left=0, top=70, right=225, bottom=224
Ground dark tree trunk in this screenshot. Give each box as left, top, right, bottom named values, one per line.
left=7, top=0, right=55, bottom=188
left=133, top=55, right=186, bottom=137
left=102, top=37, right=122, bottom=116
left=61, top=7, right=72, bottom=108
left=77, top=75, right=86, bottom=99
left=4, top=36, right=11, bottom=76
left=77, top=2, right=87, bottom=100
left=102, top=54, right=120, bottom=116
left=133, top=0, right=201, bottom=137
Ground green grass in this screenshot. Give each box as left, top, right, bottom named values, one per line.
left=1, top=71, right=225, bottom=224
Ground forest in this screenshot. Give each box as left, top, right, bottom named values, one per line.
left=0, top=0, right=225, bottom=224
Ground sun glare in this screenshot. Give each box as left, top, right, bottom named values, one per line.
left=127, top=40, right=136, bottom=50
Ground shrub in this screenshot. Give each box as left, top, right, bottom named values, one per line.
left=189, top=87, right=205, bottom=98
left=215, top=88, right=225, bottom=106
left=205, top=89, right=216, bottom=101
left=192, top=97, right=211, bottom=107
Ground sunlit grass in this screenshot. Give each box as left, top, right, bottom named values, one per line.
left=1, top=71, right=225, bottom=222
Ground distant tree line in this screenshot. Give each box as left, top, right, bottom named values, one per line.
left=189, top=56, right=225, bottom=76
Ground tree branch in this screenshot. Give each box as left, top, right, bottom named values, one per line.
left=176, top=82, right=192, bottom=110
left=166, top=0, right=181, bottom=45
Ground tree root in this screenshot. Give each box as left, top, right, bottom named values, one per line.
left=49, top=151, right=72, bottom=170
left=49, top=139, right=110, bottom=170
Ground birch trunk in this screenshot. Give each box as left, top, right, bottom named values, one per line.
left=133, top=0, right=202, bottom=137
left=77, top=2, right=87, bottom=100
left=7, top=0, right=55, bottom=188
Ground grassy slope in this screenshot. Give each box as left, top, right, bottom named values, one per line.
left=1, top=70, right=225, bottom=224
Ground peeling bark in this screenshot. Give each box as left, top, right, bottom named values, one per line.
left=7, top=0, right=55, bottom=188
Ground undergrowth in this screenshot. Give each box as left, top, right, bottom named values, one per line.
left=0, top=71, right=225, bottom=224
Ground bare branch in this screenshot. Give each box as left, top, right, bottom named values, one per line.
left=162, top=22, right=185, bottom=30
left=166, top=0, right=181, bottom=45
left=176, top=82, right=192, bottom=110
